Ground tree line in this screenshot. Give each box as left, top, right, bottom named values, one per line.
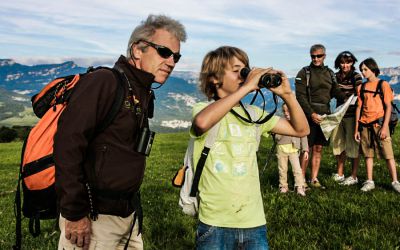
left=0, top=126, right=31, bottom=143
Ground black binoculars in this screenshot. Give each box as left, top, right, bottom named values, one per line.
left=240, top=67, right=282, bottom=89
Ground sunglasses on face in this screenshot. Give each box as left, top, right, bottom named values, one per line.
left=311, top=54, right=325, bottom=59
left=341, top=52, right=352, bottom=57
left=140, top=40, right=181, bottom=63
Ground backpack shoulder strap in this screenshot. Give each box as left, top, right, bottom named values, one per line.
left=303, top=66, right=311, bottom=103
left=360, top=82, right=367, bottom=103
left=94, top=68, right=125, bottom=134
left=327, top=67, right=337, bottom=85
left=375, top=79, right=384, bottom=98
left=204, top=122, right=221, bottom=148
left=303, top=66, right=311, bottom=87
left=190, top=122, right=221, bottom=197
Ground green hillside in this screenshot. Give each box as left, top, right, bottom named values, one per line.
left=0, top=132, right=400, bottom=249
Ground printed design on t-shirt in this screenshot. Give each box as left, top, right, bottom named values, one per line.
left=232, top=142, right=247, bottom=156
left=213, top=142, right=225, bottom=156
left=233, top=162, right=247, bottom=176
left=213, top=160, right=227, bottom=173
left=219, top=125, right=228, bottom=139
left=244, top=125, right=256, bottom=138
left=229, top=123, right=242, bottom=137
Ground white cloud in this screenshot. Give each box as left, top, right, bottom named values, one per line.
left=1, top=0, right=399, bottom=71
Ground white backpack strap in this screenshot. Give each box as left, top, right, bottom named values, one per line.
left=204, top=122, right=221, bottom=148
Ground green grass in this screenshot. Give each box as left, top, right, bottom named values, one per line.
left=1, top=132, right=400, bottom=249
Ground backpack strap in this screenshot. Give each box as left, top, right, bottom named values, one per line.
left=189, top=122, right=221, bottom=197
left=359, top=81, right=368, bottom=120
left=393, top=103, right=400, bottom=114
left=93, top=68, right=125, bottom=134
left=13, top=138, right=29, bottom=250
left=303, top=66, right=311, bottom=103
left=375, top=79, right=384, bottom=99
left=327, top=67, right=337, bottom=85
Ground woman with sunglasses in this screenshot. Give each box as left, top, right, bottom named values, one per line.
left=331, top=51, right=363, bottom=186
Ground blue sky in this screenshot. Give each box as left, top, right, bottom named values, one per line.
left=1, top=0, right=399, bottom=76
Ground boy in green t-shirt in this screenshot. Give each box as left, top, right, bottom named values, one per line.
left=191, top=46, right=309, bottom=249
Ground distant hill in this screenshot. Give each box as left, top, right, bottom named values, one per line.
left=0, top=59, right=206, bottom=131
left=0, top=59, right=399, bottom=131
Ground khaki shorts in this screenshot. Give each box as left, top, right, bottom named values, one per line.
left=58, top=212, right=143, bottom=250
left=360, top=125, right=394, bottom=159
left=331, top=117, right=360, bottom=158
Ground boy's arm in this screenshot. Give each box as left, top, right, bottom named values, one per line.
left=192, top=84, right=252, bottom=136
left=379, top=81, right=393, bottom=139
left=193, top=68, right=271, bottom=136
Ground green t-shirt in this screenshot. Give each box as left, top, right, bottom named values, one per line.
left=191, top=102, right=280, bottom=228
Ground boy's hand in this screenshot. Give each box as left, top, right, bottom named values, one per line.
left=268, top=70, right=292, bottom=98
left=378, top=126, right=389, bottom=140
left=242, top=67, right=273, bottom=92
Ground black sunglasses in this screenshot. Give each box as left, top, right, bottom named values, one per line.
left=140, top=40, right=181, bottom=63
left=311, top=54, right=325, bottom=59
left=341, top=52, right=352, bottom=57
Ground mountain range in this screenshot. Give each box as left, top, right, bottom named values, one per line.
left=1, top=59, right=399, bottom=132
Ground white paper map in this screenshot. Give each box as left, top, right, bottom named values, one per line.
left=320, top=94, right=357, bottom=140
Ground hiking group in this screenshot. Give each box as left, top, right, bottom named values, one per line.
left=15, top=13, right=399, bottom=250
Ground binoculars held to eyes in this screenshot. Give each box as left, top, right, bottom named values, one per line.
left=240, top=68, right=282, bottom=89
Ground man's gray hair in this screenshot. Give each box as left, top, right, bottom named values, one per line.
left=310, top=44, right=326, bottom=54
left=126, top=14, right=187, bottom=57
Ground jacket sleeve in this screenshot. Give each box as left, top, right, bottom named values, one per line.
left=295, top=68, right=314, bottom=117
left=53, top=70, right=118, bottom=221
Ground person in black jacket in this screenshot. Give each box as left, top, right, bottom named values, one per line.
left=54, top=14, right=186, bottom=250
left=295, top=44, right=345, bottom=189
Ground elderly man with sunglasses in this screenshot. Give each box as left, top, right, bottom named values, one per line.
left=55, top=14, right=186, bottom=250
left=295, top=44, right=345, bottom=189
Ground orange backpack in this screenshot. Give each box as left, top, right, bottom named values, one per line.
left=13, top=67, right=125, bottom=249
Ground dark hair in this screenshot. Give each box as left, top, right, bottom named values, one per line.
left=359, top=57, right=380, bottom=76
left=334, top=51, right=357, bottom=70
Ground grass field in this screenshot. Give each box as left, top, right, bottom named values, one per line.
left=1, top=132, right=400, bottom=249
